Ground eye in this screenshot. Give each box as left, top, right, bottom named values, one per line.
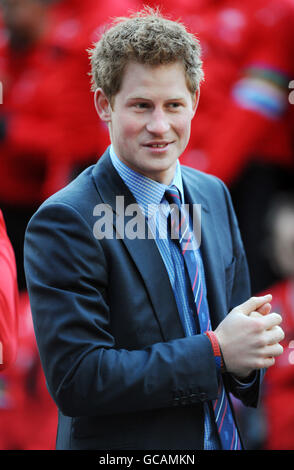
left=167, top=102, right=182, bottom=110
left=133, top=102, right=150, bottom=109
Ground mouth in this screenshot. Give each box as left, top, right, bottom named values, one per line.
left=143, top=141, right=173, bottom=150
left=148, top=143, right=167, bottom=148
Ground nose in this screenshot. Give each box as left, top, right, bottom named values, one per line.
left=146, top=108, right=170, bottom=135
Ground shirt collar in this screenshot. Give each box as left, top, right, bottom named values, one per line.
left=109, top=145, right=184, bottom=218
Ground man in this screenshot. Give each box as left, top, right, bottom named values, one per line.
left=0, top=210, right=18, bottom=371
left=24, top=9, right=284, bottom=450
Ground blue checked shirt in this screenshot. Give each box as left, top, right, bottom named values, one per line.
left=109, top=145, right=221, bottom=449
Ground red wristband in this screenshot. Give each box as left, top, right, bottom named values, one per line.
left=205, top=330, right=225, bottom=372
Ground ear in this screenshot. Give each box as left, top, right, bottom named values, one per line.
left=94, top=88, right=112, bottom=122
left=191, top=89, right=200, bottom=118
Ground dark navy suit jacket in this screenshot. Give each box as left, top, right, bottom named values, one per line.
left=24, top=149, right=260, bottom=450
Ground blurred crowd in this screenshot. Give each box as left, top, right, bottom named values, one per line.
left=0, top=0, right=293, bottom=450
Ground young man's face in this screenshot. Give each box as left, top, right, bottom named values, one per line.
left=95, top=61, right=198, bottom=185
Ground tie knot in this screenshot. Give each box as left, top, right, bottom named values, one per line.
left=165, top=187, right=182, bottom=209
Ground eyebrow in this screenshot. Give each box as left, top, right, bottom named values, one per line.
left=126, top=96, right=187, bottom=102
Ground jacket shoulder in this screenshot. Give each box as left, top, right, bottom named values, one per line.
left=43, top=165, right=97, bottom=208
left=31, top=164, right=103, bottom=228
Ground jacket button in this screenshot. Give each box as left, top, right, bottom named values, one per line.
left=180, top=395, right=188, bottom=406
left=173, top=396, right=180, bottom=406
left=190, top=393, right=198, bottom=403
left=200, top=392, right=207, bottom=401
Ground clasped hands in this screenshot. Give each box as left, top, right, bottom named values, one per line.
left=214, top=294, right=285, bottom=378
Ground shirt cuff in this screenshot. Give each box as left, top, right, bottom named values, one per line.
left=230, top=370, right=257, bottom=387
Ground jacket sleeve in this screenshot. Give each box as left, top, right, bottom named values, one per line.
left=24, top=201, right=220, bottom=417
left=0, top=210, right=18, bottom=370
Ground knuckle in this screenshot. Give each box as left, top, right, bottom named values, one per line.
left=269, top=326, right=284, bottom=344
left=277, top=344, right=284, bottom=355
left=255, top=336, right=266, bottom=349
left=277, top=326, right=285, bottom=341
left=252, top=318, right=264, bottom=333
left=274, top=313, right=283, bottom=324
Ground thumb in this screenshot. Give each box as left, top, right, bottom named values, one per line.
left=234, top=295, right=273, bottom=316
left=256, top=302, right=272, bottom=316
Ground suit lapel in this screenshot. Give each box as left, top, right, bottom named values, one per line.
left=92, top=150, right=185, bottom=341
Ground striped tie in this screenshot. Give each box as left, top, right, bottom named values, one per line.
left=165, top=186, right=242, bottom=450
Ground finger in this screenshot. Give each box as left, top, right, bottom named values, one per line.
left=262, top=312, right=283, bottom=329
left=256, top=302, right=272, bottom=316
left=265, top=325, right=285, bottom=345
left=263, top=356, right=275, bottom=369
left=263, top=343, right=284, bottom=358
left=236, top=295, right=272, bottom=316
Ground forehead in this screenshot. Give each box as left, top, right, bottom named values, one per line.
left=117, top=61, right=191, bottom=100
